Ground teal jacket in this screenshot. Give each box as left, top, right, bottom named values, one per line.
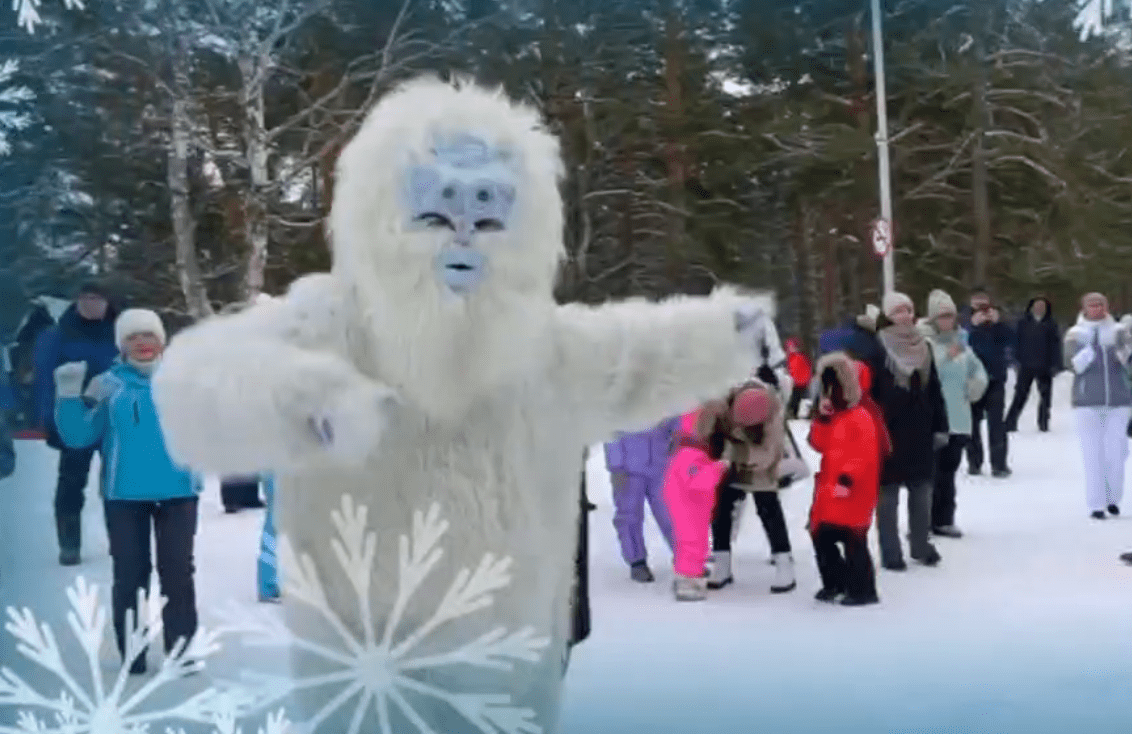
left=918, top=320, right=988, bottom=436
left=55, top=360, right=199, bottom=501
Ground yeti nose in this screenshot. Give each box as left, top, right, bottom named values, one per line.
left=454, top=218, right=475, bottom=247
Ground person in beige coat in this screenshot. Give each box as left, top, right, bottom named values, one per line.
left=705, top=378, right=809, bottom=592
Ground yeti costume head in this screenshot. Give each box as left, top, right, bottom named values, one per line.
left=328, top=77, right=565, bottom=421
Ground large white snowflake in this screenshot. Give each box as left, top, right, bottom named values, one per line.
left=221, top=495, right=550, bottom=734
left=11, top=0, right=84, bottom=33
left=0, top=576, right=285, bottom=734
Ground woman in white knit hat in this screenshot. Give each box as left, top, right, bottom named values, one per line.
left=865, top=291, right=949, bottom=570
left=918, top=289, right=987, bottom=538
left=52, top=308, right=201, bottom=675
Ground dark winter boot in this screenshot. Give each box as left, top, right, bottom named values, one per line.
left=840, top=593, right=880, bottom=606
left=1108, top=504, right=1120, bottom=517
left=1091, top=511, right=1107, bottom=520
left=932, top=525, right=963, bottom=538
left=1120, top=551, right=1132, bottom=565
left=991, top=468, right=1012, bottom=479
left=814, top=587, right=842, bottom=603
left=126, top=653, right=147, bottom=676
left=56, top=515, right=81, bottom=566
left=911, top=545, right=941, bottom=566
left=629, top=561, right=654, bottom=583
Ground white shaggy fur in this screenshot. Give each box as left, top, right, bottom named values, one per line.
left=152, top=76, right=763, bottom=733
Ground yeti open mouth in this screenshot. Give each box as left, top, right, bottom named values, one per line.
left=436, top=249, right=487, bottom=294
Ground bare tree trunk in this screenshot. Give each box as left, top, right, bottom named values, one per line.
left=164, top=8, right=210, bottom=319
left=970, top=3, right=992, bottom=287
left=795, top=199, right=823, bottom=353
left=662, top=11, right=688, bottom=281
left=240, top=56, right=271, bottom=300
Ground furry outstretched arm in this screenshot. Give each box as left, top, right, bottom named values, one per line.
left=151, top=274, right=398, bottom=475
left=550, top=286, right=762, bottom=441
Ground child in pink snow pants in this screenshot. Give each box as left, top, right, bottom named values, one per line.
left=664, top=409, right=729, bottom=601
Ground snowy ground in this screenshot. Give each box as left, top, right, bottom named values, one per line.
left=1, top=372, right=1130, bottom=733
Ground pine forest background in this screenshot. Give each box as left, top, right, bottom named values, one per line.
left=1, top=0, right=1131, bottom=352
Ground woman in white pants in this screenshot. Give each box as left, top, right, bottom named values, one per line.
left=1064, top=293, right=1132, bottom=519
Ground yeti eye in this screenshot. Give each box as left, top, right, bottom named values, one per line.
left=416, top=212, right=455, bottom=229
left=474, top=218, right=504, bottom=232
left=475, top=188, right=492, bottom=202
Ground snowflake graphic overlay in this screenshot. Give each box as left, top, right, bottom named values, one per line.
left=0, top=576, right=283, bottom=734
left=222, top=496, right=550, bottom=734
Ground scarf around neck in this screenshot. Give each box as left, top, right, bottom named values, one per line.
left=878, top=323, right=932, bottom=388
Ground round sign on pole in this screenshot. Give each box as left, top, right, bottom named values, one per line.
left=871, top=218, right=892, bottom=258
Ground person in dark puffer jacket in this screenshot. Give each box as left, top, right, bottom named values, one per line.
left=960, top=286, right=1014, bottom=477
left=32, top=280, right=120, bottom=565
left=867, top=292, right=949, bottom=571
left=1005, top=296, right=1061, bottom=433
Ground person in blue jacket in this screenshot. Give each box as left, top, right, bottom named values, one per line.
left=53, top=308, right=199, bottom=676
left=258, top=474, right=280, bottom=602
left=33, top=280, right=119, bottom=565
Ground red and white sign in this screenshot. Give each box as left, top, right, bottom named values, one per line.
left=870, top=218, right=893, bottom=257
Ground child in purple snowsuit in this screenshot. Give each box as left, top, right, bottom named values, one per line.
left=604, top=417, right=677, bottom=582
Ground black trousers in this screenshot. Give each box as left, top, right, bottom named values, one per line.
left=54, top=445, right=98, bottom=517
left=812, top=523, right=876, bottom=599
left=932, top=435, right=967, bottom=528
left=105, top=497, right=199, bottom=658
left=568, top=451, right=591, bottom=650
left=968, top=379, right=1008, bottom=472
left=711, top=475, right=791, bottom=554
left=786, top=386, right=807, bottom=419
left=1005, top=368, right=1052, bottom=430
left=220, top=478, right=262, bottom=510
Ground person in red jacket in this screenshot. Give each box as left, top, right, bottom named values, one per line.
left=785, top=337, right=812, bottom=419
left=807, top=352, right=890, bottom=606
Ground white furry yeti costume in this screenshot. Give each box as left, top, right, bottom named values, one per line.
left=152, top=76, right=774, bottom=733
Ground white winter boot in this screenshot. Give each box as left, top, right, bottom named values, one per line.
left=673, top=573, right=707, bottom=601
left=770, top=552, right=796, bottom=593
left=707, top=550, right=733, bottom=589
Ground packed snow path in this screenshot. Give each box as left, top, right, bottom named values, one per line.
left=0, top=373, right=1129, bottom=733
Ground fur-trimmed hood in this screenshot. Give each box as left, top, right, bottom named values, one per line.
left=815, top=351, right=863, bottom=408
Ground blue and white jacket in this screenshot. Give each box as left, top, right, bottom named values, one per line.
left=1064, top=315, right=1132, bottom=409
left=55, top=359, right=199, bottom=501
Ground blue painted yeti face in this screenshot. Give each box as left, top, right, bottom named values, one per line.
left=405, top=134, right=517, bottom=295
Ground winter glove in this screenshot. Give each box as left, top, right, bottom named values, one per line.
left=933, top=432, right=949, bottom=450
left=307, top=380, right=400, bottom=465
left=1071, top=345, right=1096, bottom=374
left=53, top=362, right=87, bottom=399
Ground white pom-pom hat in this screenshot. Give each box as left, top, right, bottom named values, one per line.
left=115, top=308, right=166, bottom=349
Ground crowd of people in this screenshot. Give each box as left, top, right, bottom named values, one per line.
left=600, top=285, right=1132, bottom=605
left=1, top=279, right=1131, bottom=671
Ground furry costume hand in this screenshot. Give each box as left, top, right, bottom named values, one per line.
left=53, top=362, right=87, bottom=399
left=306, top=379, right=400, bottom=465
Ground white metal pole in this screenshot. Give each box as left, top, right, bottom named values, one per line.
left=870, top=0, right=895, bottom=296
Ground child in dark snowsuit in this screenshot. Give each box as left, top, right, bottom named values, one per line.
left=807, top=352, right=890, bottom=606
